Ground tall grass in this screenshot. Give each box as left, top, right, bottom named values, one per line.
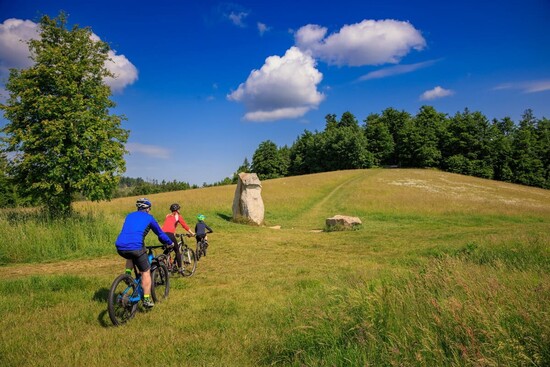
left=0, top=169, right=548, bottom=366
left=0, top=210, right=119, bottom=264
left=262, top=246, right=550, bottom=366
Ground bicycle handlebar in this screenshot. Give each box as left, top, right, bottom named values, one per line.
left=175, top=233, right=194, bottom=238
left=146, top=245, right=167, bottom=249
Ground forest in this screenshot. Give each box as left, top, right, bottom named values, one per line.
left=245, top=107, right=549, bottom=189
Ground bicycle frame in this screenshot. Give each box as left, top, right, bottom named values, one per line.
left=109, top=245, right=165, bottom=323
left=126, top=277, right=143, bottom=305
left=122, top=247, right=157, bottom=306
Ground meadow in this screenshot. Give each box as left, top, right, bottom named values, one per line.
left=0, top=168, right=548, bottom=366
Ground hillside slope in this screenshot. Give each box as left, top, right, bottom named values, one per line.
left=0, top=168, right=549, bottom=366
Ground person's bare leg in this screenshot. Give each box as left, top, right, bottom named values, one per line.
left=142, top=270, right=152, bottom=295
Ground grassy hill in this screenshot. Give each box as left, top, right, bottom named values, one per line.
left=0, top=168, right=548, bottom=366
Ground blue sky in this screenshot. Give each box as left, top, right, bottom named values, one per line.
left=1, top=0, right=549, bottom=186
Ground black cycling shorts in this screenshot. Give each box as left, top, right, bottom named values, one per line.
left=117, top=249, right=150, bottom=272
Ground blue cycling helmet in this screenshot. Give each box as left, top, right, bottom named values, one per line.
left=197, top=214, right=205, bottom=221
left=136, top=198, right=152, bottom=210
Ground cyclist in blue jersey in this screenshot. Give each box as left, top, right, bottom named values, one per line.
left=115, top=198, right=173, bottom=308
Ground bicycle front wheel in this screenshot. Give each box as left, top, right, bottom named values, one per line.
left=151, top=263, right=170, bottom=302
left=108, top=274, right=138, bottom=326
left=181, top=247, right=197, bottom=277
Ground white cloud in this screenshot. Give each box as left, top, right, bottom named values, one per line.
left=295, top=19, right=426, bottom=66
left=0, top=18, right=137, bottom=91
left=0, top=18, right=39, bottom=77
left=523, top=81, right=550, bottom=93
left=227, top=46, right=324, bottom=122
left=359, top=59, right=439, bottom=81
left=257, top=22, right=270, bottom=36
left=494, top=80, right=550, bottom=93
left=103, top=50, right=138, bottom=92
left=420, top=86, right=454, bottom=100
left=126, top=143, right=171, bottom=159
left=227, top=11, right=248, bottom=27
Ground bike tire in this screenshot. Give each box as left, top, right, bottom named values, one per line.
left=196, top=242, right=203, bottom=261
left=181, top=247, right=197, bottom=277
left=108, top=274, right=138, bottom=326
left=151, top=262, right=170, bottom=302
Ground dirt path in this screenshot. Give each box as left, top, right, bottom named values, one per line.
left=1, top=256, right=121, bottom=279
left=300, top=170, right=371, bottom=225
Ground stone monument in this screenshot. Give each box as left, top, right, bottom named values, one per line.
left=232, top=172, right=265, bottom=225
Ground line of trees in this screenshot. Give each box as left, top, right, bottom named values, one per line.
left=114, top=177, right=198, bottom=198
left=246, top=107, right=550, bottom=189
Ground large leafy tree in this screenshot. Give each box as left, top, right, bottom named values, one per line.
left=0, top=13, right=129, bottom=217
left=0, top=152, right=17, bottom=207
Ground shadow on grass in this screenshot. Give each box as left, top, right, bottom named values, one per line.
left=93, top=287, right=109, bottom=302
left=217, top=212, right=232, bottom=222
left=98, top=309, right=113, bottom=328
left=95, top=287, right=123, bottom=328
left=94, top=287, right=115, bottom=327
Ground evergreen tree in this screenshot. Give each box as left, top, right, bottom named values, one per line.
left=232, top=157, right=251, bottom=183
left=278, top=145, right=291, bottom=177
left=288, top=130, right=323, bottom=175
left=442, top=109, right=494, bottom=178
left=364, top=113, right=395, bottom=166
left=510, top=109, right=545, bottom=187
left=252, top=140, right=284, bottom=180
left=378, top=107, right=412, bottom=166
left=321, top=112, right=373, bottom=170
left=536, top=117, right=550, bottom=188
left=490, top=117, right=515, bottom=182
left=398, top=106, right=445, bottom=168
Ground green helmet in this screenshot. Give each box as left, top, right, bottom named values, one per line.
left=197, top=214, right=205, bottom=221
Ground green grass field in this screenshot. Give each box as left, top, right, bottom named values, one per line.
left=0, top=168, right=548, bottom=366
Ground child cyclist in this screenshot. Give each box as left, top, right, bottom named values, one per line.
left=195, top=214, right=213, bottom=257
left=115, top=198, right=173, bottom=308
left=161, top=203, right=195, bottom=274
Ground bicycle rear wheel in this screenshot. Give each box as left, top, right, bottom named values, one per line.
left=108, top=274, right=138, bottom=326
left=181, top=247, right=197, bottom=276
left=196, top=241, right=205, bottom=260
left=151, top=263, right=170, bottom=302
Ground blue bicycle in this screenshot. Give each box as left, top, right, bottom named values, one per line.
left=108, top=245, right=170, bottom=326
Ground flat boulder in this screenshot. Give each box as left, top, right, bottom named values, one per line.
left=326, top=215, right=362, bottom=229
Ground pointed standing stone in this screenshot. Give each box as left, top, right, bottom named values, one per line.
left=232, top=172, right=265, bottom=225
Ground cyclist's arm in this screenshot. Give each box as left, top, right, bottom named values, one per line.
left=178, top=216, right=195, bottom=235
left=205, top=224, right=213, bottom=233
left=149, top=217, right=173, bottom=246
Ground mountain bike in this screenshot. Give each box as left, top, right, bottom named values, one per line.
left=158, top=233, right=197, bottom=277
left=107, top=245, right=170, bottom=326
left=195, top=236, right=209, bottom=261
